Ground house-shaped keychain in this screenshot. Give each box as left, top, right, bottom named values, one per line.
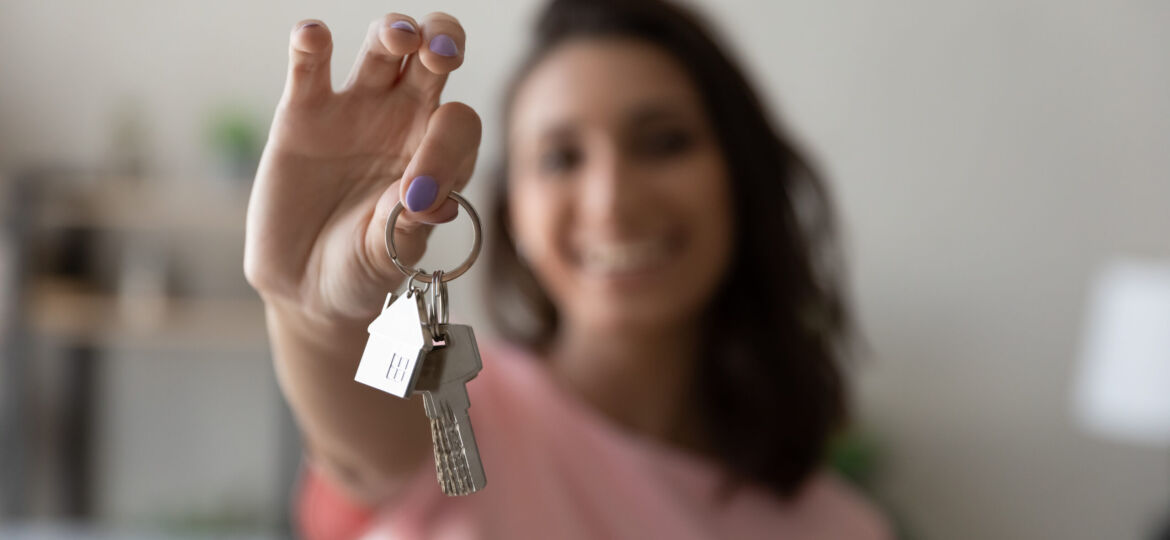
left=354, top=291, right=433, bottom=398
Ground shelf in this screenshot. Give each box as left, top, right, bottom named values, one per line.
left=29, top=278, right=268, bottom=350
left=33, top=176, right=250, bottom=235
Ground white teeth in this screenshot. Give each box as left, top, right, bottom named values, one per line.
left=581, top=239, right=670, bottom=275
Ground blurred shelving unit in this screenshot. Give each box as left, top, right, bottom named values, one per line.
left=29, top=277, right=265, bottom=350
left=25, top=174, right=266, bottom=347
left=0, top=171, right=294, bottom=535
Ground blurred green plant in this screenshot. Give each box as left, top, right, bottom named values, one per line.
left=147, top=496, right=276, bottom=537
left=829, top=428, right=881, bottom=488
left=829, top=428, right=919, bottom=540
left=205, top=105, right=265, bottom=182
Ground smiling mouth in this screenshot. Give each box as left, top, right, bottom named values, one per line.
left=575, top=236, right=679, bottom=277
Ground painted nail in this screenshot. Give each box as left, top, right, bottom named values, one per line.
left=389, top=20, right=415, bottom=33
left=299, top=22, right=321, bottom=29
left=405, top=175, right=439, bottom=212
left=429, top=34, right=459, bottom=57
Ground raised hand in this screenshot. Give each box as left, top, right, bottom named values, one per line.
left=245, top=13, right=481, bottom=325
left=243, top=14, right=482, bottom=503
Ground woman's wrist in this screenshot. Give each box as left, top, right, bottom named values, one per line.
left=262, top=295, right=371, bottom=360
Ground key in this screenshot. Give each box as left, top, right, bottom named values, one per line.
left=354, top=290, right=432, bottom=398
left=412, top=323, right=487, bottom=495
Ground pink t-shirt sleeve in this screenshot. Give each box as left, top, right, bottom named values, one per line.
left=297, top=461, right=377, bottom=540
left=308, top=340, right=891, bottom=540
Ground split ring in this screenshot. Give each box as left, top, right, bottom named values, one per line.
left=384, top=191, right=482, bottom=284
left=430, top=270, right=449, bottom=327
left=428, top=270, right=449, bottom=339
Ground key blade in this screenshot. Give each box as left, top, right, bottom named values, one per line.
left=423, top=388, right=487, bottom=496
left=420, top=381, right=469, bottom=419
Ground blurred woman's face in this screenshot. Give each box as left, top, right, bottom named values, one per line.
left=507, top=38, right=733, bottom=334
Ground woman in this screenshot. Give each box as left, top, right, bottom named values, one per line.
left=244, top=0, right=889, bottom=537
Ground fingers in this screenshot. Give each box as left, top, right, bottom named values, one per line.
left=397, top=13, right=466, bottom=103
left=340, top=12, right=466, bottom=105
left=345, top=13, right=421, bottom=92
left=398, top=102, right=482, bottom=222
left=284, top=20, right=334, bottom=104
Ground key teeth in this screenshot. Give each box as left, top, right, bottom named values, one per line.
left=428, top=402, right=485, bottom=496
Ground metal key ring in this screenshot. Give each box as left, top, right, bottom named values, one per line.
left=406, top=269, right=429, bottom=296
left=384, top=191, right=482, bottom=284
left=428, top=270, right=448, bottom=338
left=431, top=270, right=449, bottom=326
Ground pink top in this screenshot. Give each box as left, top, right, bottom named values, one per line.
left=299, top=341, right=890, bottom=540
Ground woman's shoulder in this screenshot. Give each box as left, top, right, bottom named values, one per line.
left=646, top=435, right=891, bottom=539
left=779, top=472, right=893, bottom=540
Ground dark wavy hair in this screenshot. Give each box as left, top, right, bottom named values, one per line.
left=485, top=0, right=854, bottom=497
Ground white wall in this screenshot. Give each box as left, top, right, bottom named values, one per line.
left=2, top=1, right=1167, bottom=538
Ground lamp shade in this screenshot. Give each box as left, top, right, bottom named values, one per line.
left=1074, top=259, right=1170, bottom=447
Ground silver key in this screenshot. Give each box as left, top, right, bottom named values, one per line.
left=413, top=323, right=487, bottom=496
left=354, top=291, right=432, bottom=398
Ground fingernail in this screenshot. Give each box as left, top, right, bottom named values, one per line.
left=389, top=20, right=415, bottom=33
left=299, top=22, right=321, bottom=30
left=405, top=175, right=439, bottom=212
left=429, top=34, right=459, bottom=57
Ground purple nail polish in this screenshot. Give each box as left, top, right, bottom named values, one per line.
left=300, top=22, right=321, bottom=29
left=389, top=20, right=415, bottom=33
left=429, top=35, right=459, bottom=57
left=405, top=176, right=439, bottom=212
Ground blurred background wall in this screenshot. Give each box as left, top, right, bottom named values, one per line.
left=0, top=0, right=1167, bottom=539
